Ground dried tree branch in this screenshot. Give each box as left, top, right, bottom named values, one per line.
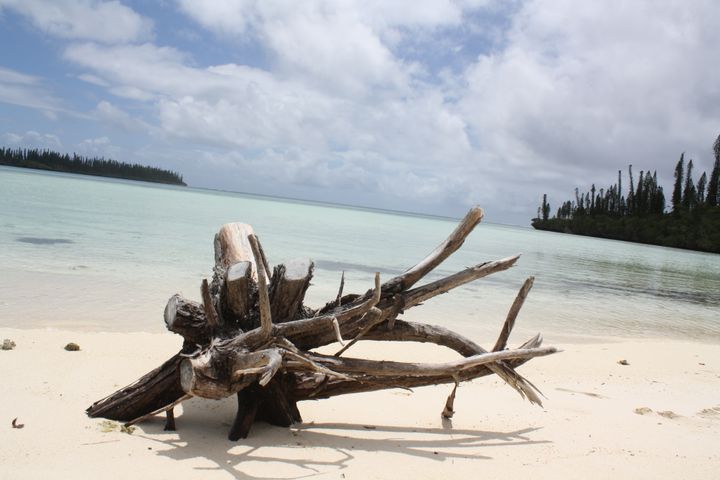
left=201, top=278, right=220, bottom=330
left=383, top=206, right=484, bottom=293
left=291, top=347, right=556, bottom=401
left=305, top=346, right=556, bottom=377
left=334, top=307, right=384, bottom=357
left=402, top=255, right=520, bottom=309
left=494, top=276, right=534, bottom=352
left=442, top=381, right=458, bottom=419
left=275, top=272, right=381, bottom=339
left=248, top=234, right=273, bottom=341
left=254, top=234, right=272, bottom=283
left=361, top=319, right=544, bottom=404
left=335, top=271, right=345, bottom=306
left=124, top=394, right=192, bottom=427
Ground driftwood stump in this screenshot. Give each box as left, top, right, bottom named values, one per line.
left=87, top=206, right=557, bottom=439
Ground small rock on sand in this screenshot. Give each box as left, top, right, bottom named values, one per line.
left=618, top=359, right=629, bottom=366
left=2, top=339, right=16, bottom=350
left=64, top=342, right=80, bottom=351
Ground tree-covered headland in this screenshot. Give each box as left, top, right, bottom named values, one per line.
left=532, top=134, right=720, bottom=253
left=0, top=147, right=186, bottom=186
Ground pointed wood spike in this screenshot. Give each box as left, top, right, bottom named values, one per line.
left=383, top=206, right=484, bottom=293
left=402, top=255, right=520, bottom=309
left=248, top=234, right=273, bottom=340
left=201, top=278, right=220, bottom=329
left=441, top=381, right=459, bottom=419
left=493, top=276, right=535, bottom=352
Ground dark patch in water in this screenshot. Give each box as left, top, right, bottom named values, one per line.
left=552, top=278, right=720, bottom=306
left=17, top=237, right=74, bottom=245
left=315, top=259, right=405, bottom=276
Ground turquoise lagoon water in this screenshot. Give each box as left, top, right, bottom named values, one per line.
left=1, top=166, right=718, bottom=343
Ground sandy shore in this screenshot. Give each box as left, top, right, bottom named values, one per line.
left=1, top=327, right=718, bottom=479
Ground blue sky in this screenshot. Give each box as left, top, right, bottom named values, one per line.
left=1, top=0, right=719, bottom=225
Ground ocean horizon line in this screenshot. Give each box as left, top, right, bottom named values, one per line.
left=1, top=164, right=526, bottom=228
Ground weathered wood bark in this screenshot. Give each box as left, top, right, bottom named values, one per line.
left=87, top=206, right=558, bottom=440
left=212, top=223, right=258, bottom=331
left=270, top=258, right=313, bottom=322
left=215, top=224, right=257, bottom=275
left=225, top=261, right=252, bottom=319
left=164, top=295, right=210, bottom=346
left=86, top=354, right=186, bottom=421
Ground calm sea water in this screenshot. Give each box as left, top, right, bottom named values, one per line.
left=1, top=166, right=718, bottom=343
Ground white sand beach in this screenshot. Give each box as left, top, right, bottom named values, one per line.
left=1, top=327, right=718, bottom=479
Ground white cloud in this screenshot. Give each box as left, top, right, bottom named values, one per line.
left=175, top=0, right=255, bottom=36
left=0, top=0, right=152, bottom=43
left=0, top=67, right=40, bottom=85
left=176, top=0, right=468, bottom=95
left=63, top=40, right=474, bottom=198
left=454, top=0, right=720, bottom=215
left=77, top=73, right=109, bottom=87
left=2, top=130, right=62, bottom=149
left=44, top=0, right=720, bottom=223
left=65, top=43, right=204, bottom=100
left=176, top=0, right=465, bottom=36
left=0, top=67, right=64, bottom=111
left=261, top=11, right=407, bottom=96
left=94, top=100, right=151, bottom=132
left=75, top=136, right=125, bottom=159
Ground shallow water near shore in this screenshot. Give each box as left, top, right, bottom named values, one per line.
left=1, top=165, right=718, bottom=341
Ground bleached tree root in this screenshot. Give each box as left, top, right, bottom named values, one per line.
left=86, top=206, right=558, bottom=440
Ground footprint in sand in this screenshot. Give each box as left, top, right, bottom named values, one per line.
left=697, top=406, right=720, bottom=418
left=634, top=407, right=681, bottom=419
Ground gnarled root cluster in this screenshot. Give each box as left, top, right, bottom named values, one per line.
left=87, top=206, right=557, bottom=440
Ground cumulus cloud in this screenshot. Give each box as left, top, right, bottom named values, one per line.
left=61, top=38, right=476, bottom=207
left=176, top=0, right=468, bottom=96
left=457, top=0, right=720, bottom=203
left=65, top=43, right=211, bottom=100
left=0, top=0, right=152, bottom=43
left=176, top=0, right=465, bottom=37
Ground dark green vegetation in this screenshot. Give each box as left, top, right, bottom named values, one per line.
left=533, top=134, right=720, bottom=253
left=0, top=147, right=186, bottom=186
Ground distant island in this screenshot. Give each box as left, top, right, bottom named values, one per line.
left=532, top=134, right=720, bottom=253
left=0, top=147, right=186, bottom=186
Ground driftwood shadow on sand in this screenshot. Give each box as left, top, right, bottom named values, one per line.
left=135, top=398, right=550, bottom=480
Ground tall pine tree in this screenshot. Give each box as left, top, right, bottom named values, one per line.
left=628, top=165, right=635, bottom=214
left=682, top=159, right=697, bottom=211
left=697, top=172, right=707, bottom=206
left=672, top=154, right=684, bottom=213
left=617, top=170, right=622, bottom=215
left=541, top=194, right=550, bottom=221
left=708, top=135, right=720, bottom=207
left=636, top=171, right=645, bottom=214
